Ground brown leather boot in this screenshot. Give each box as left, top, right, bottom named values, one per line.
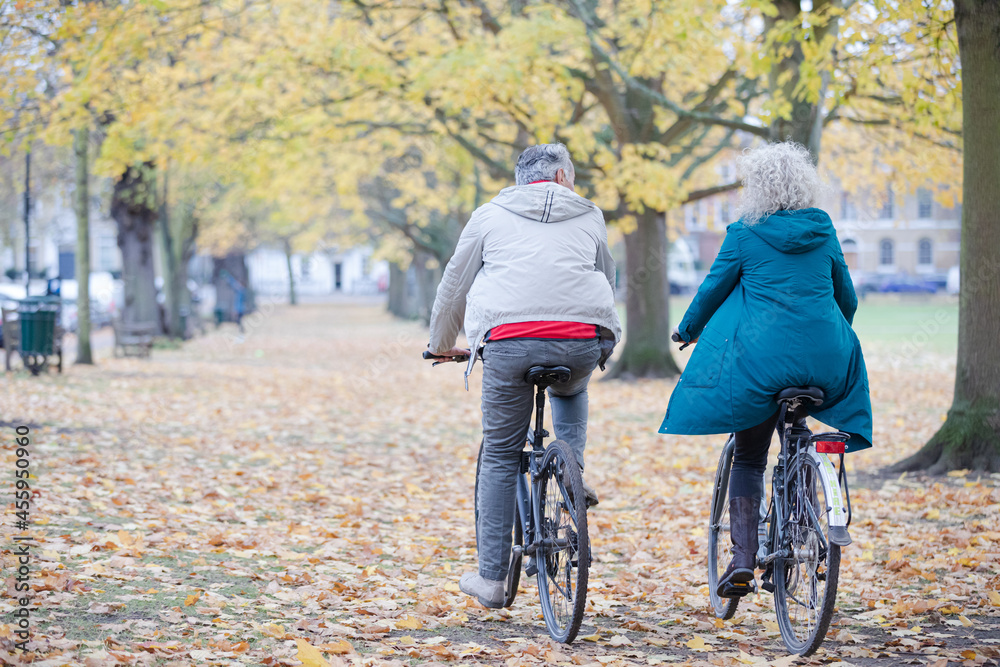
left=717, top=496, right=760, bottom=598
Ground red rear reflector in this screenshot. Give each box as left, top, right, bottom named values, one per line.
left=816, top=441, right=846, bottom=454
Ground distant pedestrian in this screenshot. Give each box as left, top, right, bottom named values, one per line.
left=222, top=271, right=247, bottom=334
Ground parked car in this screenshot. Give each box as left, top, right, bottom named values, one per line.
left=851, top=272, right=882, bottom=298
left=0, top=284, right=27, bottom=348
left=56, top=273, right=121, bottom=330
left=0, top=283, right=26, bottom=304
left=878, top=275, right=938, bottom=293
left=921, top=273, right=949, bottom=292
left=947, top=266, right=960, bottom=295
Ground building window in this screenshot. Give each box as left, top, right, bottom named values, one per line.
left=719, top=199, right=731, bottom=224
left=840, top=238, right=859, bottom=270
left=686, top=203, right=699, bottom=229
left=918, top=238, right=933, bottom=266
left=98, top=233, right=116, bottom=271
left=879, top=238, right=894, bottom=266
left=917, top=188, right=933, bottom=219
left=880, top=186, right=894, bottom=219
left=840, top=191, right=855, bottom=220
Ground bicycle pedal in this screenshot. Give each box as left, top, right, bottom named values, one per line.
left=816, top=571, right=826, bottom=581
left=525, top=558, right=538, bottom=577
left=761, top=580, right=776, bottom=593
left=722, top=581, right=753, bottom=598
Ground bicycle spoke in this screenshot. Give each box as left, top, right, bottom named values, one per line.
left=708, top=436, right=740, bottom=620
left=774, top=454, right=841, bottom=656
left=534, top=441, right=589, bottom=643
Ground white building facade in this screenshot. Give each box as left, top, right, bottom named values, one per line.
left=245, top=246, right=389, bottom=298
left=1, top=190, right=121, bottom=281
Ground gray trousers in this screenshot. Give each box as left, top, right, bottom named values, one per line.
left=477, top=337, right=601, bottom=580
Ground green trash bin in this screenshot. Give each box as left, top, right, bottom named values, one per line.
left=19, top=297, right=59, bottom=357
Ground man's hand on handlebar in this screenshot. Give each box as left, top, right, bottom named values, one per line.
left=423, top=347, right=471, bottom=365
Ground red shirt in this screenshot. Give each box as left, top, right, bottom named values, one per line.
left=488, top=321, right=598, bottom=341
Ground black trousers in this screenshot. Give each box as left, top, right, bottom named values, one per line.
left=730, top=411, right=780, bottom=500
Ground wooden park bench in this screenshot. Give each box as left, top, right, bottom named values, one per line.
left=112, top=319, right=157, bottom=358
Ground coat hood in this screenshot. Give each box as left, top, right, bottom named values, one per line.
left=740, top=208, right=834, bottom=254
left=490, top=183, right=597, bottom=223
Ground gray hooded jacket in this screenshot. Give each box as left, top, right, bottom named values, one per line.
left=428, top=183, right=621, bottom=357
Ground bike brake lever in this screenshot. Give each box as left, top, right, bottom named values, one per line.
left=431, top=355, right=471, bottom=367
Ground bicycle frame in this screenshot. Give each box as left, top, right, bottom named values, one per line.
left=512, top=383, right=552, bottom=567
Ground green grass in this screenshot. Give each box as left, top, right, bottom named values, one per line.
left=660, top=293, right=959, bottom=358
left=852, top=293, right=958, bottom=357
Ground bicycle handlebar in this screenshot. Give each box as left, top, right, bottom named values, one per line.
left=671, top=332, right=691, bottom=351
left=423, top=350, right=471, bottom=365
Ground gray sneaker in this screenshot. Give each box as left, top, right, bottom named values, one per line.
left=581, top=475, right=599, bottom=507
left=459, top=572, right=505, bottom=609
left=565, top=467, right=600, bottom=507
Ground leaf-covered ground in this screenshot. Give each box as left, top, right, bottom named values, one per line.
left=2, top=298, right=998, bottom=667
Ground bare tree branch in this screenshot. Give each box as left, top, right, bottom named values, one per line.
left=682, top=181, right=741, bottom=205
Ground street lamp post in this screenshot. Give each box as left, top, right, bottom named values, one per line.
left=24, top=150, right=31, bottom=295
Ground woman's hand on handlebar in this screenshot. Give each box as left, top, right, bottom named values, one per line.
left=671, top=327, right=697, bottom=350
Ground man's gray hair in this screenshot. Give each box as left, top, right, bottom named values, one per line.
left=514, top=143, right=574, bottom=186
left=737, top=142, right=824, bottom=226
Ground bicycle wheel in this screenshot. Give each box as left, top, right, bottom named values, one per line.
left=707, top=436, right=741, bottom=619
left=774, top=454, right=841, bottom=656
left=534, top=440, right=589, bottom=643
left=475, top=440, right=522, bottom=607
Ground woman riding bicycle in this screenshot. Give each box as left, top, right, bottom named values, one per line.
left=660, top=142, right=873, bottom=597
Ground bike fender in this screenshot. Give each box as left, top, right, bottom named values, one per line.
left=808, top=449, right=849, bottom=528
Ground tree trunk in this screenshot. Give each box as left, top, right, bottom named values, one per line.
left=413, top=250, right=442, bottom=326
left=892, top=0, right=1000, bottom=473
left=606, top=209, right=682, bottom=379
left=158, top=169, right=182, bottom=337
left=177, top=216, right=198, bottom=336
left=284, top=239, right=297, bottom=305
left=111, top=164, right=159, bottom=327
left=159, top=209, right=197, bottom=339
left=387, top=261, right=419, bottom=319
left=73, top=127, right=93, bottom=364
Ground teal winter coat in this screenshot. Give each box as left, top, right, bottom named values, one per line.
left=659, top=209, right=873, bottom=451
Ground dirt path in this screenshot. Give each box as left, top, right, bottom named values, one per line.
left=1, top=302, right=997, bottom=666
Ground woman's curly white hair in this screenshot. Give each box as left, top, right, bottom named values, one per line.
left=737, top=142, right=822, bottom=226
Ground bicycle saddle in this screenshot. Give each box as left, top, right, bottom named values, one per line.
left=775, top=386, right=825, bottom=406
left=524, top=365, right=571, bottom=388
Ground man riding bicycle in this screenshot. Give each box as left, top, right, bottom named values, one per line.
left=426, top=143, right=621, bottom=609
